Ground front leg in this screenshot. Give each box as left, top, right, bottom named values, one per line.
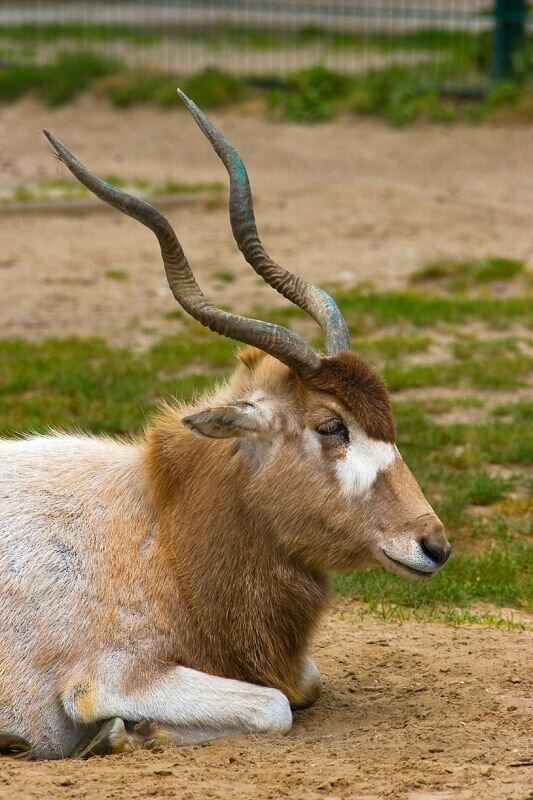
left=63, top=664, right=292, bottom=752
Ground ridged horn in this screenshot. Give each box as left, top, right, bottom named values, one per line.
left=177, top=89, right=351, bottom=356
left=43, top=129, right=321, bottom=377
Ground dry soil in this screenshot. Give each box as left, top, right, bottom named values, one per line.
left=0, top=97, right=531, bottom=347
left=0, top=601, right=531, bottom=800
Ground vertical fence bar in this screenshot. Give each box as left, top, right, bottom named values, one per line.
left=491, top=0, right=527, bottom=80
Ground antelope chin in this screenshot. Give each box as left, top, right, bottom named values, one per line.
left=378, top=550, right=435, bottom=580
left=374, top=540, right=439, bottom=580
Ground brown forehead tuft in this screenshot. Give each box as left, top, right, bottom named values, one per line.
left=307, top=352, right=395, bottom=443
left=237, top=346, right=268, bottom=371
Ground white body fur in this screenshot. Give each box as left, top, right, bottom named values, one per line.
left=0, top=435, right=288, bottom=757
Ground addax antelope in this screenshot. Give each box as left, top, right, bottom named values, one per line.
left=0, top=91, right=451, bottom=760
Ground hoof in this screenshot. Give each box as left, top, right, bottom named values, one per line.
left=74, top=718, right=136, bottom=759
left=0, top=731, right=32, bottom=759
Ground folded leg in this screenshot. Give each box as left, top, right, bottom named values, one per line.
left=64, top=663, right=292, bottom=756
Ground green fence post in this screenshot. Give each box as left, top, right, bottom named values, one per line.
left=491, top=0, right=527, bottom=80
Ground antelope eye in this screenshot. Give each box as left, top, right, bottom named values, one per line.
left=316, top=419, right=349, bottom=443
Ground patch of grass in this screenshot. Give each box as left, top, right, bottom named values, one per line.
left=12, top=186, right=35, bottom=203
left=0, top=23, right=160, bottom=44
left=335, top=540, right=533, bottom=611
left=213, top=271, right=237, bottom=284
left=267, top=65, right=352, bottom=122
left=103, top=70, right=180, bottom=108
left=412, top=396, right=485, bottom=416
left=163, top=309, right=184, bottom=321
left=0, top=37, right=531, bottom=124
left=0, top=24, right=487, bottom=63
left=411, top=257, right=525, bottom=292
left=463, top=470, right=510, bottom=506
left=155, top=179, right=224, bottom=195
left=0, top=62, right=46, bottom=102
left=352, top=334, right=432, bottom=360
left=385, top=351, right=533, bottom=392
left=335, top=289, right=533, bottom=329
left=182, top=25, right=484, bottom=56
left=104, top=67, right=246, bottom=109
left=105, top=269, right=129, bottom=282
left=0, top=50, right=121, bottom=105
left=0, top=335, right=236, bottom=437
left=264, top=55, right=533, bottom=125
left=261, top=291, right=533, bottom=337
left=492, top=400, right=533, bottom=423
left=182, top=67, right=245, bottom=108
left=350, top=65, right=456, bottom=126
left=45, top=50, right=122, bottom=106
left=395, top=402, right=533, bottom=472
left=1, top=176, right=223, bottom=205
left=356, top=603, right=530, bottom=631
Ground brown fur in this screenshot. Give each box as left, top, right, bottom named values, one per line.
left=308, top=352, right=395, bottom=443
left=144, top=403, right=327, bottom=705
left=141, top=350, right=437, bottom=703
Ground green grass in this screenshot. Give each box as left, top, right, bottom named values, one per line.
left=184, top=25, right=484, bottom=55
left=0, top=23, right=160, bottom=44
left=0, top=176, right=223, bottom=205
left=0, top=335, right=233, bottom=436
left=0, top=23, right=485, bottom=55
left=0, top=50, right=122, bottom=105
left=492, top=400, right=533, bottom=422
left=102, top=66, right=245, bottom=109
left=0, top=262, right=531, bottom=625
left=384, top=351, right=533, bottom=391
left=355, top=603, right=529, bottom=631
left=267, top=65, right=353, bottom=122
left=213, top=271, right=237, bottom=284
left=0, top=43, right=532, bottom=124
left=268, top=63, right=533, bottom=125
left=411, top=257, right=526, bottom=292
left=105, top=269, right=129, bottom=282
left=335, top=289, right=533, bottom=329
left=268, top=288, right=532, bottom=340
left=335, top=540, right=533, bottom=611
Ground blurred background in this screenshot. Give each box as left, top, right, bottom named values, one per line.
left=1, top=0, right=532, bottom=85
left=0, top=1, right=531, bottom=631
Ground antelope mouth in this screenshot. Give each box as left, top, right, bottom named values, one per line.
left=379, top=549, right=437, bottom=580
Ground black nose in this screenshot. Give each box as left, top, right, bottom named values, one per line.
left=421, top=533, right=452, bottom=567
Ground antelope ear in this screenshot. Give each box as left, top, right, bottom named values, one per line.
left=182, top=401, right=272, bottom=440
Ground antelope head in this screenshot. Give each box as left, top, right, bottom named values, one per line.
left=43, top=92, right=451, bottom=580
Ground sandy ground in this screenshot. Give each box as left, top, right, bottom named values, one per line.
left=0, top=97, right=532, bottom=347
left=0, top=600, right=531, bottom=800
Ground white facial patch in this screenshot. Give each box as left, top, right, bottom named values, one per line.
left=335, top=428, right=396, bottom=499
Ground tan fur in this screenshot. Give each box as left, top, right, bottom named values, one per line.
left=143, top=351, right=441, bottom=696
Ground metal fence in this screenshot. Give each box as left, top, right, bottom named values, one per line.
left=0, top=1, right=530, bottom=85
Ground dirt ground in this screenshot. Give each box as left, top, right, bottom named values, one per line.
left=0, top=600, right=531, bottom=800
left=0, top=97, right=532, bottom=347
